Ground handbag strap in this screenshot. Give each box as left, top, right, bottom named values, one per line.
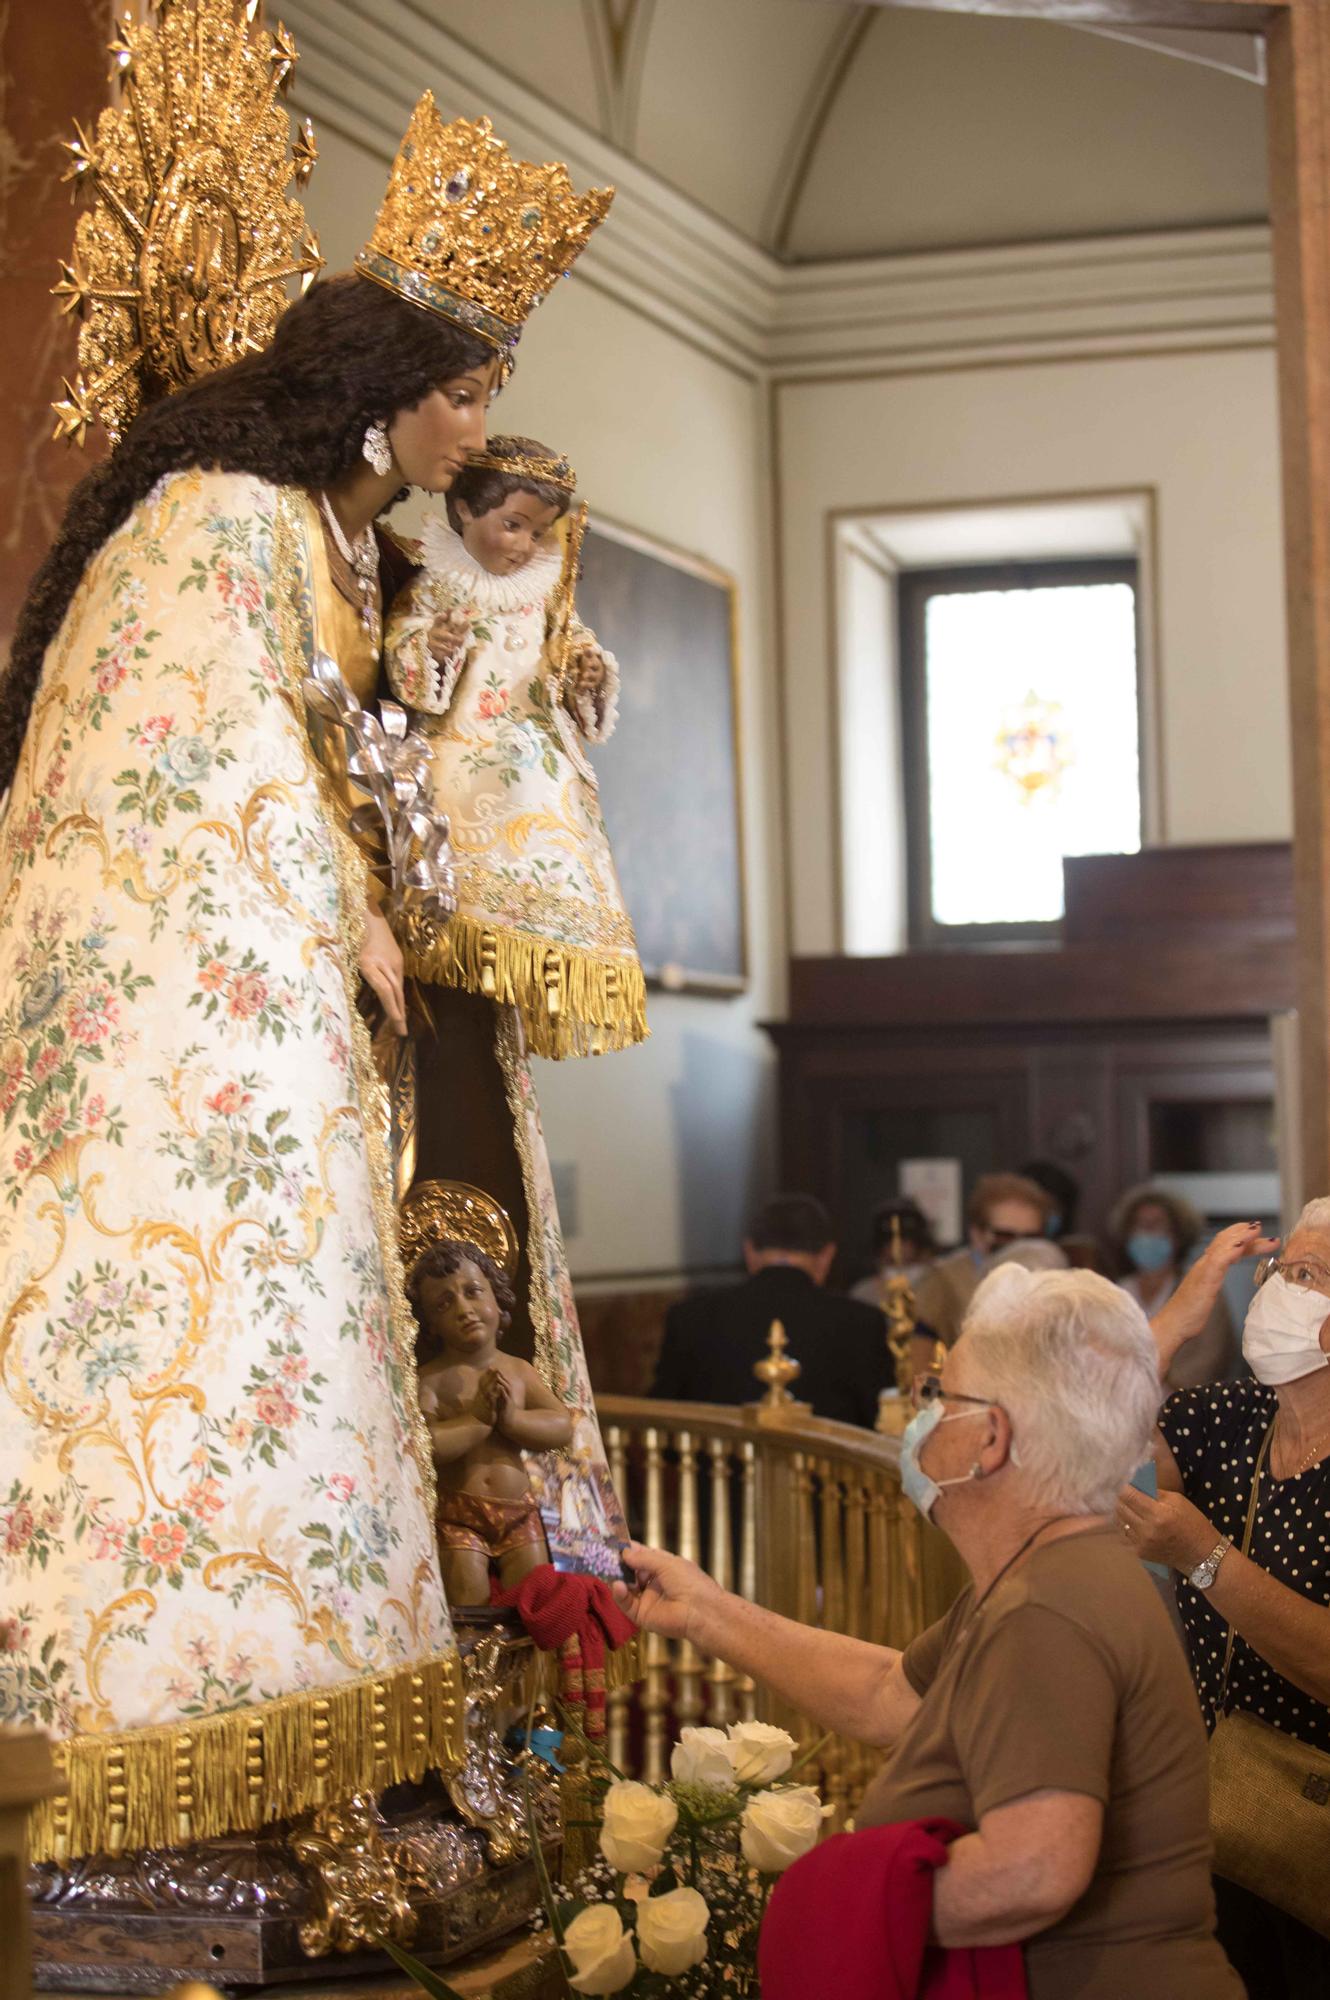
left=1216, top=1417, right=1276, bottom=1713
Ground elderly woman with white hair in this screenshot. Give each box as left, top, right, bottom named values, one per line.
left=1117, top=1204, right=1330, bottom=2000
left=616, top=1267, right=1240, bottom=1999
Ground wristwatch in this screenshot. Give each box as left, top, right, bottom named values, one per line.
left=1187, top=1536, right=1233, bottom=1590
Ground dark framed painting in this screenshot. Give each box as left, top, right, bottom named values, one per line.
left=577, top=515, right=747, bottom=993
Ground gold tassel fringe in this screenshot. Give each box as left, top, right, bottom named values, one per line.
left=406, top=913, right=649, bottom=1061
left=26, top=1650, right=466, bottom=1864
left=605, top=1633, right=644, bottom=1692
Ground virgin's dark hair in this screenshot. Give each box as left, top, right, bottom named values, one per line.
left=446, top=433, right=571, bottom=532
left=0, top=273, right=494, bottom=795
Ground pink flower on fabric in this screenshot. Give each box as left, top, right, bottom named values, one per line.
left=33, top=1047, right=59, bottom=1081
left=96, top=660, right=128, bottom=694
left=184, top=1477, right=225, bottom=1522
left=198, top=959, right=228, bottom=993
left=84, top=1095, right=106, bottom=1128
left=329, top=1473, right=356, bottom=1502
left=12, top=1145, right=33, bottom=1172
left=279, top=1353, right=309, bottom=1384
left=68, top=987, right=118, bottom=1045
left=140, top=1519, right=188, bottom=1569
left=136, top=715, right=175, bottom=748
left=476, top=686, right=509, bottom=720
left=2, top=1506, right=36, bottom=1554
left=227, top=971, right=268, bottom=1019
left=206, top=1082, right=251, bottom=1115
left=253, top=1384, right=298, bottom=1429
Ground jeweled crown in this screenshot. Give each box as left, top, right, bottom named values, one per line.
left=468, top=436, right=576, bottom=495
left=355, top=98, right=614, bottom=356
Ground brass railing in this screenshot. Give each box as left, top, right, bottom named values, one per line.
left=595, top=1393, right=967, bottom=1823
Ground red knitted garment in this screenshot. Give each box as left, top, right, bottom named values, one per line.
left=492, top=1563, right=637, bottom=1740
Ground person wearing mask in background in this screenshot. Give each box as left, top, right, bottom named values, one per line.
left=911, top=1171, right=1053, bottom=1371
left=1117, top=1209, right=1330, bottom=1999
left=1110, top=1184, right=1237, bottom=1389
left=649, top=1193, right=890, bottom=1430
left=851, top=1196, right=936, bottom=1309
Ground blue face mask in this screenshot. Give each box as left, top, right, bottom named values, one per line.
left=1127, top=1231, right=1174, bottom=1275
left=900, top=1398, right=992, bottom=1522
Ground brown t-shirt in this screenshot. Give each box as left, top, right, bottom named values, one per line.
left=857, top=1526, right=1241, bottom=2000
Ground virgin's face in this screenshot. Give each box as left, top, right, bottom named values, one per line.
left=387, top=358, right=500, bottom=492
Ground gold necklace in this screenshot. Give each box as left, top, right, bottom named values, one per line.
left=1275, top=1419, right=1330, bottom=1476
left=319, top=493, right=381, bottom=649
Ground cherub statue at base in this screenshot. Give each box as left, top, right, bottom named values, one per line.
left=409, top=1239, right=574, bottom=1606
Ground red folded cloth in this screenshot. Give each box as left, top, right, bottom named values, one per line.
left=491, top=1563, right=637, bottom=1739
left=758, top=1817, right=1028, bottom=2000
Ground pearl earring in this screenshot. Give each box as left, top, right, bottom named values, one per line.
left=363, top=421, right=393, bottom=477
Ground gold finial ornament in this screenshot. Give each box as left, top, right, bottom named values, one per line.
left=52, top=0, right=324, bottom=446
left=752, top=1320, right=811, bottom=1426
left=468, top=436, right=578, bottom=494
left=355, top=97, right=614, bottom=361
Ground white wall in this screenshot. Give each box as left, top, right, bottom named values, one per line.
left=298, top=122, right=783, bottom=1285
left=776, top=347, right=1288, bottom=954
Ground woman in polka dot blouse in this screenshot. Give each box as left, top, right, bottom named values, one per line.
left=1116, top=1204, right=1330, bottom=2000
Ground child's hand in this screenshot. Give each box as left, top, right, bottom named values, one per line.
left=493, top=1372, right=529, bottom=1438
left=567, top=637, right=606, bottom=695
left=428, top=605, right=473, bottom=666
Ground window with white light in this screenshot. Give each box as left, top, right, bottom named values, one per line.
left=899, top=559, right=1142, bottom=943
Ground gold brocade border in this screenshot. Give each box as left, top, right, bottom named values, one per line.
left=272, top=488, right=437, bottom=1512
left=406, top=912, right=648, bottom=1061
left=26, top=1652, right=465, bottom=1864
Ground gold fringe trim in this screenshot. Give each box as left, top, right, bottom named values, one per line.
left=26, top=1652, right=466, bottom=1864
left=606, top=1633, right=644, bottom=1692
left=405, top=912, right=648, bottom=1061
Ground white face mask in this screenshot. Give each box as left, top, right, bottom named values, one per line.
left=1242, top=1273, right=1330, bottom=1386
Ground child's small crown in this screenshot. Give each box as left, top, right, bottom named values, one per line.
left=467, top=437, right=577, bottom=497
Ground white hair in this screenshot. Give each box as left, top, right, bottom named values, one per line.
left=1293, top=1199, right=1330, bottom=1239
left=958, top=1266, right=1159, bottom=1514
left=987, top=1237, right=1069, bottom=1275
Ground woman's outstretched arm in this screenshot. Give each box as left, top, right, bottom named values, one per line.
left=613, top=1542, right=921, bottom=1749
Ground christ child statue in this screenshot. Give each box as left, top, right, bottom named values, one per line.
left=410, top=1238, right=573, bottom=1605
left=383, top=434, right=644, bottom=1060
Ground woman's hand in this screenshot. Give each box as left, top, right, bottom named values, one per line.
left=611, top=1542, right=723, bottom=1647
left=1116, top=1483, right=1216, bottom=1571
left=1150, top=1220, right=1275, bottom=1377
left=428, top=605, right=472, bottom=666
left=358, top=902, right=407, bottom=1036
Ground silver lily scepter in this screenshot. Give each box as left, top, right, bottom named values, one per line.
left=301, top=650, right=457, bottom=938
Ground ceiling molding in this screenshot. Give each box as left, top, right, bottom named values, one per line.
left=281, top=0, right=1273, bottom=384
left=583, top=0, right=657, bottom=149
left=762, top=7, right=878, bottom=258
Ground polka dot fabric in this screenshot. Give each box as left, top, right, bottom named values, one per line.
left=1160, top=1380, right=1330, bottom=1753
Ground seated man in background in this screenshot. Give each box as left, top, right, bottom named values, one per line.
left=911, top=1170, right=1053, bottom=1367
left=649, top=1193, right=890, bottom=1428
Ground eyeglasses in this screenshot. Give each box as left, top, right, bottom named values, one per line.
left=1254, top=1251, right=1330, bottom=1295
left=911, top=1372, right=1000, bottom=1413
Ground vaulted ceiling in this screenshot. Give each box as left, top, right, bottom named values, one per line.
left=422, top=0, right=1268, bottom=260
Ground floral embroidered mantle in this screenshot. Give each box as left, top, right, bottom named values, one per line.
left=0, top=471, right=462, bottom=1860
left=385, top=516, right=646, bottom=1060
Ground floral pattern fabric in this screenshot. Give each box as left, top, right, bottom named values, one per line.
left=383, top=517, right=641, bottom=987
left=0, top=470, right=453, bottom=1745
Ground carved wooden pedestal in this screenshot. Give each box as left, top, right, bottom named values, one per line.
left=29, top=1617, right=556, bottom=1992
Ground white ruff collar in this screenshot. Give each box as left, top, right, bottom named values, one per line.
left=419, top=514, right=563, bottom=613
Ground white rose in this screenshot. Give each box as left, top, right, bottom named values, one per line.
left=636, top=1885, right=710, bottom=1976
left=599, top=1778, right=679, bottom=1872
left=563, top=1905, right=638, bottom=1995
left=725, top=1719, right=796, bottom=1785
left=740, top=1786, right=828, bottom=1873
left=670, top=1726, right=737, bottom=1790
